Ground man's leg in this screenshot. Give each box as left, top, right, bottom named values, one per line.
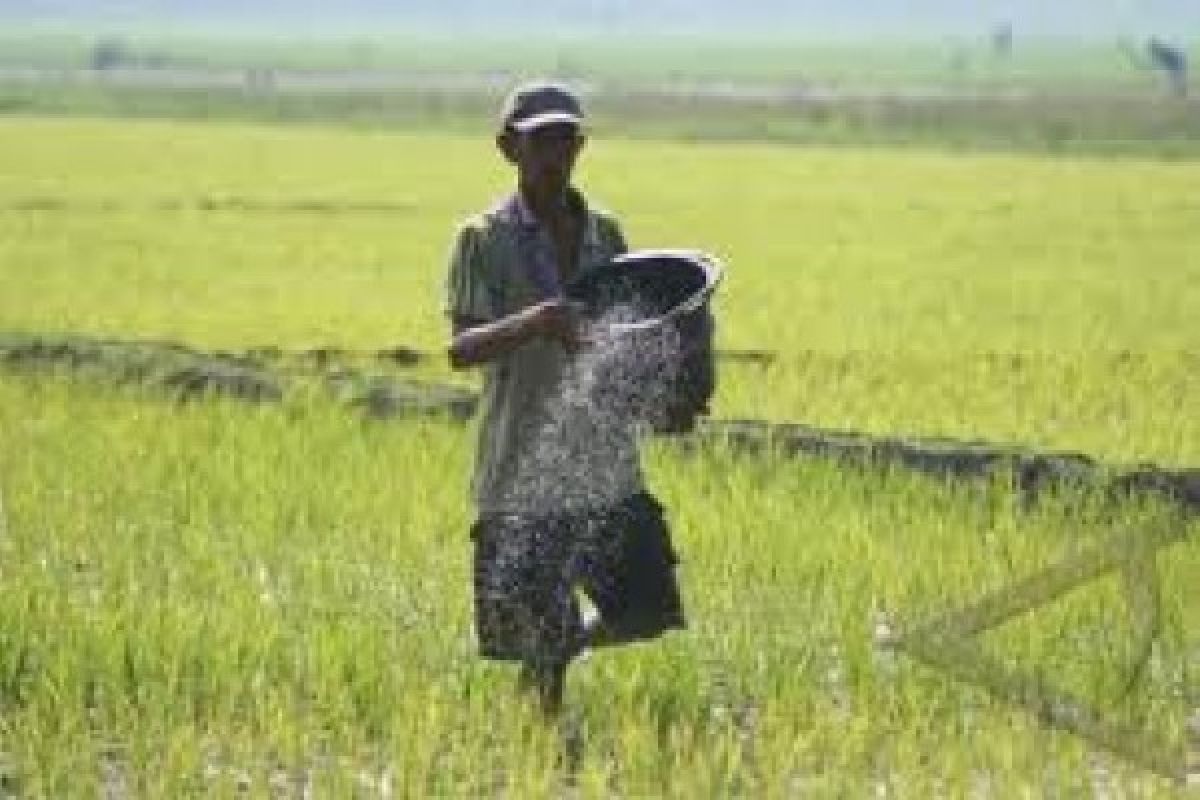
left=514, top=522, right=582, bottom=716
left=517, top=658, right=568, bottom=716
left=576, top=493, right=686, bottom=648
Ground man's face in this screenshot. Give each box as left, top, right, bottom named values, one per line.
left=504, top=122, right=585, bottom=192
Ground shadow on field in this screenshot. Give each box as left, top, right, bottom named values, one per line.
left=694, top=417, right=1200, bottom=515
left=2, top=331, right=1197, bottom=516
left=0, top=331, right=468, bottom=418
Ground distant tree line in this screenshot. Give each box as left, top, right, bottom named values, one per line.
left=89, top=37, right=173, bottom=70
left=82, top=24, right=1191, bottom=98
left=1120, top=36, right=1189, bottom=95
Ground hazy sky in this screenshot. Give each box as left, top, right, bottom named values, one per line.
left=5, top=0, right=1200, bottom=38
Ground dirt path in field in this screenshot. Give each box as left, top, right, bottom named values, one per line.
left=2, top=331, right=1197, bottom=515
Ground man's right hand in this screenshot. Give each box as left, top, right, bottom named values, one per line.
left=449, top=298, right=589, bottom=369
left=527, top=298, right=587, bottom=351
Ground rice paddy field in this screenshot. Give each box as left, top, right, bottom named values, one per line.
left=1, top=113, right=1198, bottom=795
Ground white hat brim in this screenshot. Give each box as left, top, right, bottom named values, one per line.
left=510, top=110, right=584, bottom=132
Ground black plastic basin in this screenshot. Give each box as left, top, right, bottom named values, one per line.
left=565, top=249, right=722, bottom=329
left=564, top=249, right=723, bottom=433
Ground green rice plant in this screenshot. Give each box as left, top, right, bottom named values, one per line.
left=14, top=372, right=1195, bottom=794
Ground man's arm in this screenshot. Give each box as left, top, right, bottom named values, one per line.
left=448, top=299, right=582, bottom=370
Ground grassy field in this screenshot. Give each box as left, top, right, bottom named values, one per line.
left=0, top=115, right=1197, bottom=794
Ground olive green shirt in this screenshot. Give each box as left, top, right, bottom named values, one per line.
left=445, top=190, right=640, bottom=514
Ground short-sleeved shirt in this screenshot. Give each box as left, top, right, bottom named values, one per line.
left=446, top=189, right=640, bottom=514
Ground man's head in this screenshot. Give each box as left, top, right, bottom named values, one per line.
left=496, top=82, right=587, bottom=194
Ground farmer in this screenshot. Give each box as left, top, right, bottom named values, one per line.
left=444, top=81, right=696, bottom=714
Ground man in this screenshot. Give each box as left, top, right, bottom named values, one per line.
left=445, top=82, right=690, bottom=714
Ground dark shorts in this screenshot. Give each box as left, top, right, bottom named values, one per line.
left=471, top=492, right=686, bottom=666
